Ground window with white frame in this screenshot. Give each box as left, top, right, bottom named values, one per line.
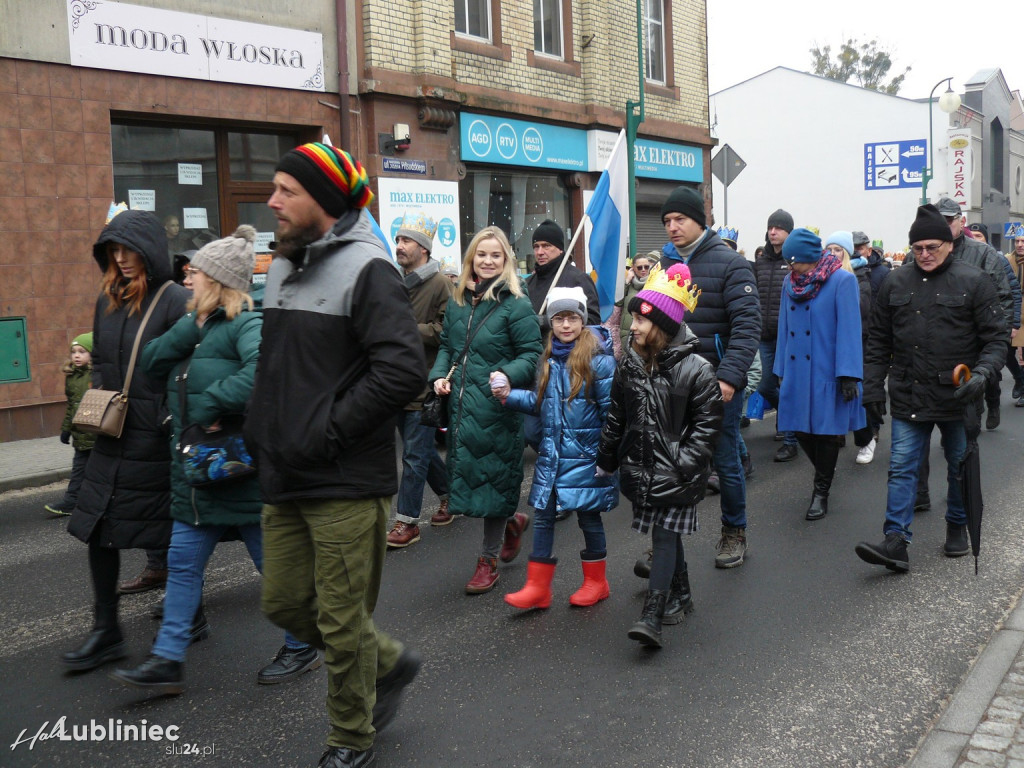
left=644, top=0, right=666, bottom=84
left=455, top=0, right=492, bottom=42
left=534, top=0, right=563, bottom=58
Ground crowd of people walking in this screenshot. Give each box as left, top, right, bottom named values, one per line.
left=49, top=137, right=1022, bottom=768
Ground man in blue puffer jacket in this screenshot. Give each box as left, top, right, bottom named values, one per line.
left=654, top=185, right=761, bottom=569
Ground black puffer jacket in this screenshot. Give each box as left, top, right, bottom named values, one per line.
left=863, top=257, right=1006, bottom=422
left=597, top=328, right=723, bottom=508
left=658, top=231, right=761, bottom=391
left=853, top=265, right=872, bottom=345
left=753, top=242, right=789, bottom=341
left=866, top=247, right=891, bottom=304
left=69, top=210, right=191, bottom=549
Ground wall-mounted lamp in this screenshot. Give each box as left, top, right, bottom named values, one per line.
left=379, top=123, right=411, bottom=155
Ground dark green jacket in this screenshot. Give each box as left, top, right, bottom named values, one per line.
left=428, top=281, right=542, bottom=518
left=141, top=308, right=263, bottom=527
left=62, top=365, right=96, bottom=451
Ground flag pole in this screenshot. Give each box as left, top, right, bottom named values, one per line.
left=539, top=130, right=627, bottom=314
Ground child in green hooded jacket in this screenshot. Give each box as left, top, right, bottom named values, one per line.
left=45, top=333, right=96, bottom=516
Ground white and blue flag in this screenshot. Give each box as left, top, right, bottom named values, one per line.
left=585, top=130, right=629, bottom=322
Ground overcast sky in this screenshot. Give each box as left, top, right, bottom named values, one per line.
left=707, top=0, right=1021, bottom=102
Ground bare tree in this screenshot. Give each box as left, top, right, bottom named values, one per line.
left=810, top=38, right=910, bottom=95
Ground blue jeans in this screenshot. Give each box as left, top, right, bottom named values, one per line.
left=757, top=341, right=796, bottom=446
left=395, top=410, right=449, bottom=524
left=716, top=393, right=747, bottom=529
left=153, top=521, right=305, bottom=662
left=530, top=493, right=607, bottom=559
left=883, top=418, right=967, bottom=541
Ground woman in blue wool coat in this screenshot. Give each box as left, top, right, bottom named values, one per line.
left=499, top=287, right=618, bottom=610
left=775, top=228, right=865, bottom=521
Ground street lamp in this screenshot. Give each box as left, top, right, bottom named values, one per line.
left=920, top=77, right=962, bottom=204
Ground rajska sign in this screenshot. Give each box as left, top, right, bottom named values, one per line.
left=946, top=128, right=973, bottom=210
left=66, top=0, right=325, bottom=92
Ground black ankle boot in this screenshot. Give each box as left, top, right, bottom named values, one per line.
left=805, top=492, right=829, bottom=521
left=61, top=627, right=126, bottom=671
left=110, top=654, right=185, bottom=695
left=662, top=569, right=693, bottom=625
left=628, top=590, right=668, bottom=648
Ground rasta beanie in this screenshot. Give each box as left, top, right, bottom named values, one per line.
left=628, top=262, right=700, bottom=337
left=275, top=142, right=374, bottom=218
left=660, top=186, right=706, bottom=227
left=782, top=228, right=824, bottom=264
left=908, top=204, right=954, bottom=244
left=767, top=209, right=794, bottom=233
left=532, top=219, right=565, bottom=251
left=71, top=332, right=93, bottom=353
left=545, top=286, right=588, bottom=323
left=190, top=225, right=256, bottom=292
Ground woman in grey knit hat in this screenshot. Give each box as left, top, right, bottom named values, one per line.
left=112, top=226, right=320, bottom=694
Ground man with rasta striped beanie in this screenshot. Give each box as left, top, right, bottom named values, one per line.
left=250, top=143, right=426, bottom=768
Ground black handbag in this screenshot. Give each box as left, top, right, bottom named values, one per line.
left=175, top=355, right=256, bottom=488
left=420, top=303, right=499, bottom=429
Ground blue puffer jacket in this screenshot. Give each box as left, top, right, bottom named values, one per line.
left=505, top=326, right=618, bottom=515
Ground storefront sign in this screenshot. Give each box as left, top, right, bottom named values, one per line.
left=377, top=179, right=462, bottom=274
left=460, top=113, right=587, bottom=171
left=947, top=129, right=973, bottom=209
left=128, top=189, right=155, bottom=211
left=182, top=207, right=209, bottom=230
left=587, top=129, right=704, bottom=182
left=177, top=163, right=203, bottom=185
left=863, top=140, right=926, bottom=190
left=382, top=158, right=427, bottom=175
left=67, top=0, right=325, bottom=92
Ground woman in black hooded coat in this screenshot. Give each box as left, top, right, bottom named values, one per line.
left=63, top=210, right=190, bottom=672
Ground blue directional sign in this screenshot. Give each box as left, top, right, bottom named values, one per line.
left=864, top=140, right=927, bottom=190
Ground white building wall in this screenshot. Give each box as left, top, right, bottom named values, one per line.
left=709, top=67, right=947, bottom=256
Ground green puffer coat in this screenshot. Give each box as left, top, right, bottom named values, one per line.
left=61, top=365, right=96, bottom=451
left=429, top=281, right=543, bottom=518
left=140, top=308, right=263, bottom=528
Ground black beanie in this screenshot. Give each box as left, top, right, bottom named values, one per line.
left=767, top=209, right=794, bottom=233
left=908, top=204, right=954, bottom=244
left=532, top=219, right=564, bottom=251
left=660, top=186, right=706, bottom=226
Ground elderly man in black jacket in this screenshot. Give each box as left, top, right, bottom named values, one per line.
left=855, top=204, right=1006, bottom=574
left=655, top=186, right=761, bottom=568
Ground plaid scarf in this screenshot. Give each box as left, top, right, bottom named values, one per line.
left=785, top=250, right=842, bottom=303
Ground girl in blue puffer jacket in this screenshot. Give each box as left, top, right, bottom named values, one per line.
left=496, top=286, right=617, bottom=610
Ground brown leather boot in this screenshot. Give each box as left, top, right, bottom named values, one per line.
left=499, top=512, right=530, bottom=563
left=465, top=556, right=499, bottom=594
left=118, top=568, right=168, bottom=594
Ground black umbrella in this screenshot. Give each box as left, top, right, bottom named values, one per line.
left=953, top=364, right=983, bottom=574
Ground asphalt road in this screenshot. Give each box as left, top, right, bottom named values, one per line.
left=3, top=404, right=1024, bottom=768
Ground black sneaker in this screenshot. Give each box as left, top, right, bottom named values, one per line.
left=318, top=746, right=376, bottom=768
left=913, top=494, right=931, bottom=513
left=742, top=453, right=754, bottom=479
left=986, top=405, right=1000, bottom=430
left=44, top=502, right=72, bottom=516
left=774, top=444, right=798, bottom=462
left=1013, top=380, right=1024, bottom=400
left=740, top=415, right=750, bottom=429
left=257, top=645, right=322, bottom=685
left=855, top=532, right=909, bottom=572
left=943, top=523, right=970, bottom=558
left=372, top=648, right=422, bottom=734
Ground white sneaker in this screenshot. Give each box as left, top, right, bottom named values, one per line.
left=856, top=438, right=876, bottom=465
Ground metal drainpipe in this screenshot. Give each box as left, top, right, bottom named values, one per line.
left=336, top=0, right=351, bottom=150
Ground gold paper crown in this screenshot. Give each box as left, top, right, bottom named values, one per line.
left=642, top=263, right=701, bottom=313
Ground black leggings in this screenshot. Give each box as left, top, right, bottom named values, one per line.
left=649, top=526, right=685, bottom=592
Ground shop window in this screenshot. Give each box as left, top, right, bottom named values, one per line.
left=644, top=0, right=666, bottom=85
left=459, top=170, right=571, bottom=274
left=455, top=0, right=492, bottom=41
left=534, top=0, right=562, bottom=59
left=111, top=122, right=297, bottom=276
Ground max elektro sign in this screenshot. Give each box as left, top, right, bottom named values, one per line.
left=67, top=0, right=325, bottom=91
left=460, top=114, right=702, bottom=182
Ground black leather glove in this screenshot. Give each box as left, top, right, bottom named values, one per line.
left=838, top=376, right=860, bottom=402
left=864, top=401, right=886, bottom=424
left=60, top=430, right=71, bottom=444
left=954, top=369, right=988, bottom=402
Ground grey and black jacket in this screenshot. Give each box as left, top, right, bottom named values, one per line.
left=245, top=210, right=426, bottom=503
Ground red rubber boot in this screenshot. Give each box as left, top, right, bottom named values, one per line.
left=569, top=555, right=610, bottom=606
left=504, top=557, right=556, bottom=609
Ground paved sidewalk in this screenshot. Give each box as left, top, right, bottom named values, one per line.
left=1, top=435, right=1023, bottom=767
left=0, top=435, right=73, bottom=493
